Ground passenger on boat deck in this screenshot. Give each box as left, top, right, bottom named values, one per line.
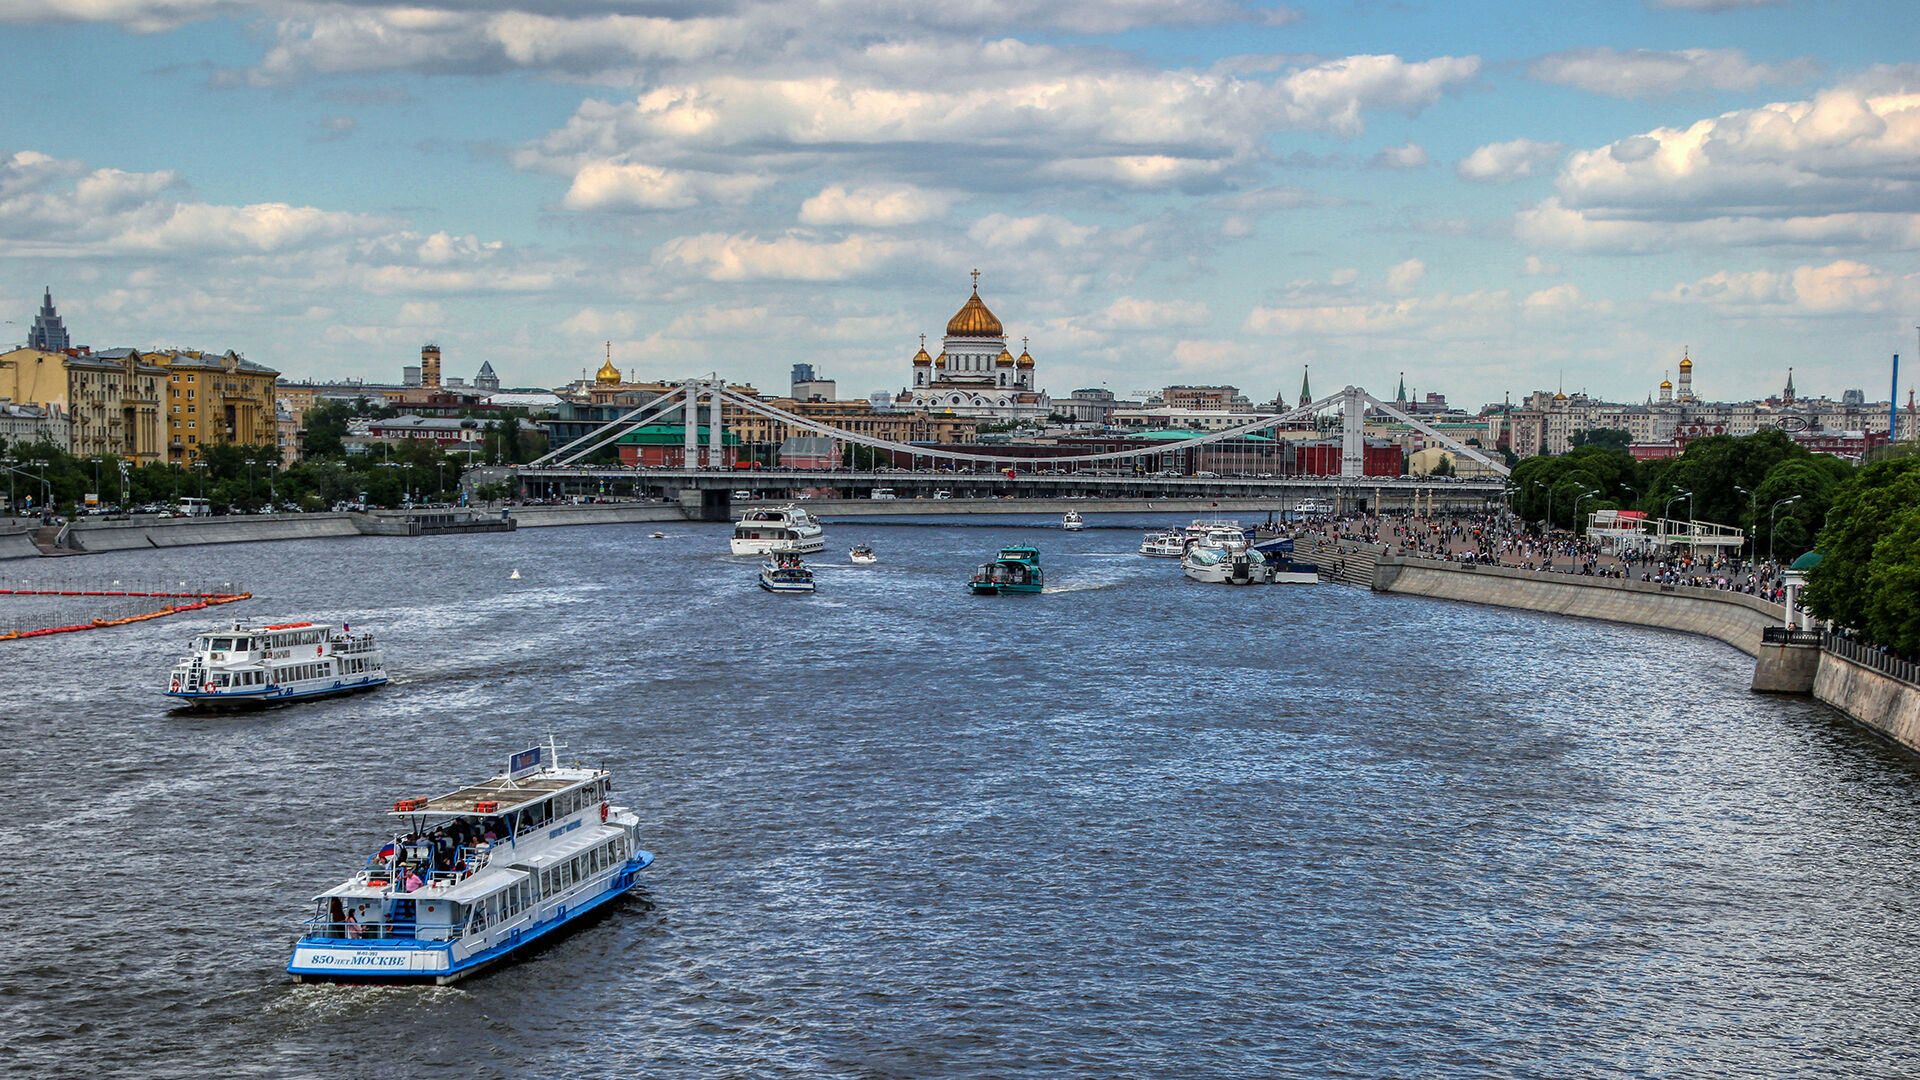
left=403, top=869, right=423, bottom=892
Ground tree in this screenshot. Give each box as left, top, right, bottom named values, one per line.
left=1805, top=456, right=1920, bottom=635
left=1570, top=428, right=1631, bottom=452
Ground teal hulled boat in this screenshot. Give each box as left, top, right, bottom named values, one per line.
left=968, top=544, right=1043, bottom=595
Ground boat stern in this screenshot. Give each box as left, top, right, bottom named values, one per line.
left=288, top=937, right=455, bottom=984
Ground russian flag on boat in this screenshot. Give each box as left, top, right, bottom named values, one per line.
left=376, top=841, right=396, bottom=860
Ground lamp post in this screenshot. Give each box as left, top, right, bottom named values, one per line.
left=1572, top=487, right=1601, bottom=534
left=1769, top=495, right=1801, bottom=562
left=1664, top=488, right=1692, bottom=556
left=245, top=458, right=260, bottom=511
left=1732, top=485, right=1751, bottom=560
left=192, top=460, right=208, bottom=501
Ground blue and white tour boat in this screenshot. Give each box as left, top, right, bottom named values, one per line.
left=166, top=620, right=387, bottom=708
left=760, top=552, right=816, bottom=593
left=288, top=739, right=654, bottom=985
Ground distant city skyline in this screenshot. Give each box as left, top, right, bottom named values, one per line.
left=1, top=1, right=1915, bottom=409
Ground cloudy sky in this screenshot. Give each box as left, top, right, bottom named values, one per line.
left=2, top=0, right=1915, bottom=410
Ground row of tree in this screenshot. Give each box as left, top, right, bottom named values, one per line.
left=1804, top=452, right=1920, bottom=655
left=1509, top=429, right=1851, bottom=559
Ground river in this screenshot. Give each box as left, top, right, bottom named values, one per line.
left=4, top=515, right=1919, bottom=1079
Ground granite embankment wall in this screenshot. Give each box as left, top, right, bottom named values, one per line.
left=1, top=526, right=41, bottom=561
left=808, top=496, right=1283, bottom=518
left=1815, top=649, right=1920, bottom=754
left=1369, top=555, right=1783, bottom=657
left=499, top=503, right=681, bottom=527
left=68, top=513, right=368, bottom=552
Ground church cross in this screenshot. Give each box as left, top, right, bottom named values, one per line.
left=971, top=268, right=979, bottom=292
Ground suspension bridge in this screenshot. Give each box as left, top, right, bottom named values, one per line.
left=511, top=381, right=1509, bottom=517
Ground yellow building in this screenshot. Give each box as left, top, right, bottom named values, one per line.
left=66, top=349, right=168, bottom=464
left=143, top=349, right=281, bottom=463
left=0, top=347, right=74, bottom=415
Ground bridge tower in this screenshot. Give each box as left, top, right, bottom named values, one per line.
left=1341, top=386, right=1366, bottom=478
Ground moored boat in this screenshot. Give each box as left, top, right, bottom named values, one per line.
left=760, top=552, right=816, bottom=593
left=1139, top=529, right=1189, bottom=558
left=1183, top=535, right=1270, bottom=585
left=166, top=620, right=386, bottom=708
left=968, top=544, right=1043, bottom=594
left=287, top=739, right=654, bottom=986
left=729, top=504, right=825, bottom=555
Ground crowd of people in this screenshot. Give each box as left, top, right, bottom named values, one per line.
left=1292, top=510, right=1793, bottom=604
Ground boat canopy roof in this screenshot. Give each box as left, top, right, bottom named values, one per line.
left=397, top=769, right=600, bottom=817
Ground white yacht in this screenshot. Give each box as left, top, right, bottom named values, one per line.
left=1061, top=510, right=1085, bottom=531
left=1139, top=530, right=1189, bottom=558
left=166, top=620, right=386, bottom=708
left=1182, top=532, right=1269, bottom=585
left=1293, top=498, right=1334, bottom=517
left=288, top=739, right=653, bottom=985
left=730, top=504, right=825, bottom=555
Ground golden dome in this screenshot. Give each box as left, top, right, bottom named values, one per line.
left=595, top=358, right=621, bottom=385
left=1553, top=391, right=1567, bottom=401
left=1679, top=349, right=1692, bottom=370
left=1016, top=349, right=1034, bottom=369
left=1660, top=378, right=1672, bottom=389
left=912, top=347, right=932, bottom=366
left=995, top=349, right=1014, bottom=367
left=946, top=287, right=1004, bottom=338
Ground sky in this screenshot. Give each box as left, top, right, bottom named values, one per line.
left=1, top=0, right=1916, bottom=411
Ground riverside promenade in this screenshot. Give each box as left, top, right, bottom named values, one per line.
left=1296, top=514, right=1920, bottom=762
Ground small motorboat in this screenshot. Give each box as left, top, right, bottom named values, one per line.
left=1061, top=510, right=1085, bottom=531
left=849, top=544, right=878, bottom=564
left=759, top=553, right=816, bottom=593
left=650, top=531, right=666, bottom=539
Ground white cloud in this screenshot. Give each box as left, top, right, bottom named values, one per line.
left=1092, top=296, right=1212, bottom=330
left=1528, top=47, right=1819, bottom=99
left=1523, top=254, right=1563, bottom=276
left=799, top=184, right=951, bottom=227
left=1655, top=259, right=1919, bottom=313
left=558, top=161, right=768, bottom=211
left=1521, top=83, right=1920, bottom=252
left=1371, top=142, right=1429, bottom=168
left=1456, top=138, right=1565, bottom=183
left=651, top=231, right=908, bottom=281
left=1386, top=258, right=1425, bottom=294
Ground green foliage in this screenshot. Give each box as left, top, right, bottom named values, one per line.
left=1569, top=428, right=1631, bottom=452
left=1509, top=445, right=1636, bottom=528
left=1805, top=456, right=1920, bottom=641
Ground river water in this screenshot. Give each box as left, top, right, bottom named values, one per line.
left=5, top=516, right=1920, bottom=1079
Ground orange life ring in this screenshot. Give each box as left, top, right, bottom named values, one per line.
left=169, top=681, right=180, bottom=693
left=600, top=802, right=609, bottom=823
left=316, top=646, right=323, bottom=656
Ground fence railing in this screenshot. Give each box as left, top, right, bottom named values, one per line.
left=1762, top=627, right=1824, bottom=646
left=1822, top=632, right=1920, bottom=690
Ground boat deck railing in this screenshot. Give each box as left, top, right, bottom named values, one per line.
left=297, top=916, right=461, bottom=943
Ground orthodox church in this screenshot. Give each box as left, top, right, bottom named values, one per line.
left=901, top=273, right=1051, bottom=421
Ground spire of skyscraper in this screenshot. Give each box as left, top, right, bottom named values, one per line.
left=27, top=286, right=70, bottom=351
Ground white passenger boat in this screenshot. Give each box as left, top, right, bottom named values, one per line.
left=729, top=503, right=825, bottom=555
left=1182, top=534, right=1270, bottom=585
left=288, top=739, right=653, bottom=985
left=1139, top=529, right=1189, bottom=558
left=1293, top=498, right=1333, bottom=517
left=760, top=553, right=816, bottom=593
left=165, top=620, right=386, bottom=708
left=1061, top=510, right=1085, bottom=531
left=849, top=543, right=878, bottom=564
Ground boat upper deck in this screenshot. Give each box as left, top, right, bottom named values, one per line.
left=401, top=769, right=600, bottom=817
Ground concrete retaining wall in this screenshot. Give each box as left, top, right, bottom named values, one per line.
left=1815, top=653, right=1920, bottom=753
left=0, top=527, right=40, bottom=561
left=1371, top=556, right=1782, bottom=656
left=809, top=497, right=1286, bottom=518
left=69, top=513, right=366, bottom=551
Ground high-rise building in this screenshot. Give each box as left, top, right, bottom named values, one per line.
left=474, top=361, right=500, bottom=393
left=421, top=344, right=442, bottom=389
left=27, top=287, right=69, bottom=352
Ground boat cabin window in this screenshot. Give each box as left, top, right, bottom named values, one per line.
left=210, top=637, right=233, bottom=651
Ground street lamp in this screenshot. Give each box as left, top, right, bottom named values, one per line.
left=1732, top=485, right=1753, bottom=560
left=1769, top=495, right=1801, bottom=562
left=245, top=458, right=261, bottom=510
left=192, top=460, right=208, bottom=500
left=1571, top=487, right=1601, bottom=532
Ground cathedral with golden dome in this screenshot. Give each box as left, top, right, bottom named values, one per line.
left=901, top=272, right=1051, bottom=421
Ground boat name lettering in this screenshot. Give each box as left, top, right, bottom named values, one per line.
left=311, top=950, right=410, bottom=968
left=549, top=819, right=581, bottom=841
